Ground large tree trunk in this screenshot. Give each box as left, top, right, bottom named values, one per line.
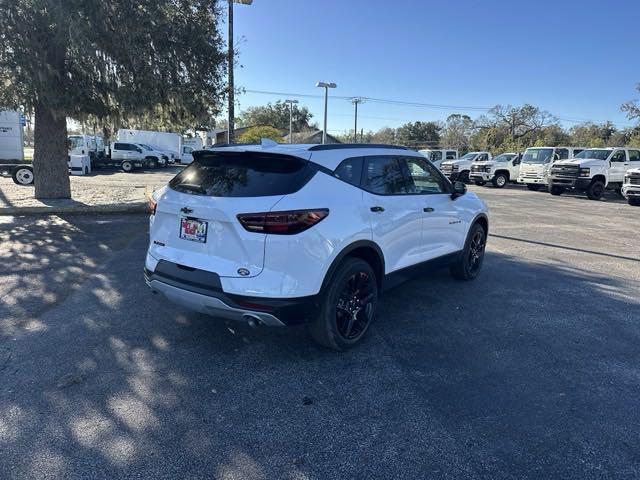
left=33, top=103, right=70, bottom=199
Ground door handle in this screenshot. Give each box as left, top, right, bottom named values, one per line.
left=423, top=207, right=435, bottom=212
left=370, top=206, right=385, bottom=212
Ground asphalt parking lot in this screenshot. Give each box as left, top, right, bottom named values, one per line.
left=1, top=185, right=639, bottom=479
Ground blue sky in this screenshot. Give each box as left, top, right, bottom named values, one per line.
left=231, top=0, right=640, bottom=134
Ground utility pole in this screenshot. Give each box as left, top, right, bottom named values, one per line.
left=351, top=97, right=364, bottom=143
left=227, top=0, right=253, bottom=144
left=284, top=99, right=299, bottom=143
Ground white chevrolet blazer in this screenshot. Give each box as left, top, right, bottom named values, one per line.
left=145, top=143, right=489, bottom=350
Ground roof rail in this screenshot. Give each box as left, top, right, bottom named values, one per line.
left=308, top=143, right=410, bottom=151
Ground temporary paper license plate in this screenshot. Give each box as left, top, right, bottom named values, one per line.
left=179, top=217, right=208, bottom=243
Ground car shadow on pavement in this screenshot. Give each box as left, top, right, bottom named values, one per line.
left=1, top=221, right=640, bottom=478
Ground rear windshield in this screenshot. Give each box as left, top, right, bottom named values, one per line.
left=169, top=152, right=316, bottom=197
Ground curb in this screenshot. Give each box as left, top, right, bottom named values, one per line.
left=0, top=202, right=149, bottom=216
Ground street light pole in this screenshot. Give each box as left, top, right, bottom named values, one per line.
left=315, top=81, right=337, bottom=144
left=351, top=97, right=364, bottom=143
left=227, top=0, right=253, bottom=144
left=284, top=99, right=299, bottom=143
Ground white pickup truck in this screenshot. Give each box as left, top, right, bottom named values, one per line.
left=622, top=167, right=640, bottom=206
left=440, top=151, right=491, bottom=183
left=548, top=147, right=640, bottom=200
left=418, top=149, right=458, bottom=169
left=516, top=146, right=585, bottom=191
left=109, top=142, right=167, bottom=172
left=469, top=152, right=522, bottom=188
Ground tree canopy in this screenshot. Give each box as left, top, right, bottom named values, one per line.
left=0, top=0, right=227, bottom=198
left=238, top=101, right=315, bottom=132
left=395, top=121, right=441, bottom=148
left=237, top=126, right=284, bottom=144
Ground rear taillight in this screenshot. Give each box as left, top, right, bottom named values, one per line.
left=237, top=209, right=329, bottom=235
left=149, top=198, right=157, bottom=215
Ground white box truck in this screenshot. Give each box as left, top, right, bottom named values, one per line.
left=0, top=111, right=24, bottom=161
left=0, top=111, right=33, bottom=185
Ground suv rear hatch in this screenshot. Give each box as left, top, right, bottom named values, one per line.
left=149, top=149, right=316, bottom=278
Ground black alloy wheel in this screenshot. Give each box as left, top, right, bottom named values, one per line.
left=450, top=222, right=486, bottom=281
left=335, top=271, right=375, bottom=341
left=468, top=227, right=486, bottom=276
left=310, top=258, right=378, bottom=350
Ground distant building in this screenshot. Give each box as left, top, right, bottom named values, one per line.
left=283, top=130, right=342, bottom=145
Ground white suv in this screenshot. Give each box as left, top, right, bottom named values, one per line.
left=145, top=143, right=489, bottom=350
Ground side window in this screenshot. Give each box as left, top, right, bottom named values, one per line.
left=401, top=157, right=447, bottom=194
left=363, top=156, right=408, bottom=195
left=114, top=143, right=124, bottom=150
left=572, top=149, right=584, bottom=157
left=629, top=150, right=640, bottom=162
left=611, top=150, right=627, bottom=162
left=478, top=153, right=488, bottom=162
left=432, top=151, right=443, bottom=162
left=556, top=148, right=569, bottom=160
left=183, top=146, right=193, bottom=154
left=334, top=157, right=363, bottom=187
left=446, top=151, right=457, bottom=160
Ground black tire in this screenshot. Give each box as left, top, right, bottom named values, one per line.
left=527, top=184, right=541, bottom=191
left=474, top=181, right=486, bottom=186
left=12, top=166, right=34, bottom=185
left=450, top=222, right=486, bottom=281
left=587, top=180, right=605, bottom=200
left=310, top=258, right=378, bottom=351
left=492, top=172, right=508, bottom=188
left=147, top=158, right=157, bottom=169
left=628, top=197, right=640, bottom=206
left=550, top=185, right=564, bottom=196
left=121, top=161, right=134, bottom=172
left=615, top=188, right=623, bottom=197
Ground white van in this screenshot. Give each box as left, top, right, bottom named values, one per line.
left=516, top=146, right=585, bottom=190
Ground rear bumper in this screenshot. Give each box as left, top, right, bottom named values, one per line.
left=144, top=265, right=320, bottom=327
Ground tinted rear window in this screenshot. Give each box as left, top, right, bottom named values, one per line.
left=169, top=152, right=316, bottom=197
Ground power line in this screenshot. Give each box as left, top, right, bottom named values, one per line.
left=243, top=88, right=636, bottom=129
left=244, top=89, right=491, bottom=112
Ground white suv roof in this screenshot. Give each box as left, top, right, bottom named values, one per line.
left=207, top=143, right=421, bottom=170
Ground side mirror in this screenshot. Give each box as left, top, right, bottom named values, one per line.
left=451, top=181, right=467, bottom=199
